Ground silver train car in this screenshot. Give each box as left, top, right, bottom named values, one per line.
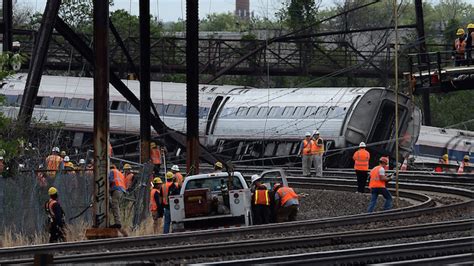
left=0, top=75, right=421, bottom=167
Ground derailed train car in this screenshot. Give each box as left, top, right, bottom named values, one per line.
left=0, top=75, right=421, bottom=167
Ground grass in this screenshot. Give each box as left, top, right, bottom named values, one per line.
left=0, top=211, right=163, bottom=247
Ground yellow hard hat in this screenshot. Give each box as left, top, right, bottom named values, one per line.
left=464, top=155, right=470, bottom=161
left=150, top=142, right=157, bottom=148
left=442, top=154, right=448, bottom=160
left=166, top=171, right=174, bottom=179
left=60, top=151, right=66, bottom=156
left=48, top=187, right=58, bottom=196
left=467, top=23, right=474, bottom=29
left=153, top=177, right=163, bottom=184
left=456, top=28, right=465, bottom=36
left=123, top=163, right=132, bottom=170
left=214, top=161, right=223, bottom=169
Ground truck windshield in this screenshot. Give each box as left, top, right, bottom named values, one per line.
left=185, top=176, right=244, bottom=192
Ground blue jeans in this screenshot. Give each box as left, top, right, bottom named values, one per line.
left=163, top=208, right=171, bottom=234
left=367, top=188, right=392, bottom=213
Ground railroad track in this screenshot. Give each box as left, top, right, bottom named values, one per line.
left=214, top=237, right=474, bottom=265
left=2, top=220, right=472, bottom=264
left=0, top=179, right=471, bottom=262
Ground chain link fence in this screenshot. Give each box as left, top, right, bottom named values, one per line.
left=0, top=160, right=152, bottom=238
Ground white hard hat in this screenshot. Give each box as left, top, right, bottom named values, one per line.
left=0, top=156, right=4, bottom=160
left=63, top=156, right=70, bottom=162
left=359, top=142, right=366, bottom=148
left=305, top=132, right=311, bottom=136
left=314, top=130, right=320, bottom=135
left=52, top=147, right=60, bottom=152
left=251, top=174, right=261, bottom=183
left=79, top=159, right=85, bottom=164
left=171, top=165, right=180, bottom=171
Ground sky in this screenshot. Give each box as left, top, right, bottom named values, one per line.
left=15, top=0, right=474, bottom=22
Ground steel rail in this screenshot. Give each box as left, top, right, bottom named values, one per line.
left=382, top=253, right=474, bottom=265
left=0, top=180, right=470, bottom=260
left=214, top=237, right=474, bottom=265
left=2, top=220, right=472, bottom=264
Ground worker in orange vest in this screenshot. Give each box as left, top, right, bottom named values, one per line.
left=273, top=183, right=299, bottom=222
left=367, top=157, right=393, bottom=213
left=311, top=131, right=325, bottom=177
left=45, top=147, right=62, bottom=178
left=352, top=142, right=370, bottom=193
left=150, top=177, right=164, bottom=234
left=45, top=187, right=66, bottom=243
left=251, top=174, right=271, bottom=225
left=466, top=23, right=474, bottom=65
left=150, top=142, right=162, bottom=176
left=458, top=155, right=471, bottom=174
left=435, top=154, right=449, bottom=173
left=453, top=28, right=466, bottom=66
left=299, top=132, right=314, bottom=177
left=171, top=165, right=184, bottom=186
left=109, top=165, right=126, bottom=228
left=123, top=163, right=134, bottom=190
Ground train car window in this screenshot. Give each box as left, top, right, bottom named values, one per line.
left=69, top=98, right=86, bottom=110
left=315, top=106, right=329, bottom=118
left=264, top=143, right=276, bottom=156
left=304, top=106, right=318, bottom=116
left=268, top=107, right=282, bottom=118
left=236, top=107, right=248, bottom=117
left=282, top=107, right=295, bottom=118
left=166, top=104, right=182, bottom=116
left=220, top=107, right=236, bottom=118
left=329, top=106, right=346, bottom=118
left=257, top=107, right=269, bottom=117
left=293, top=106, right=305, bottom=117
left=199, top=107, right=209, bottom=117
left=247, top=106, right=258, bottom=117
left=276, top=142, right=292, bottom=156
left=51, top=97, right=68, bottom=109
left=128, top=103, right=139, bottom=114
left=180, top=106, right=186, bottom=116
left=86, top=99, right=94, bottom=110
left=15, top=95, right=23, bottom=106
left=5, top=95, right=17, bottom=106
left=152, top=103, right=164, bottom=114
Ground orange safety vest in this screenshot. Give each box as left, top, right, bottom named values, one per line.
left=149, top=188, right=160, bottom=211
left=125, top=172, right=134, bottom=190
left=175, top=172, right=184, bottom=185
left=369, top=165, right=386, bottom=188
left=151, top=148, right=161, bottom=164
left=161, top=181, right=172, bottom=205
left=276, top=187, right=298, bottom=207
left=111, top=169, right=126, bottom=190
left=311, top=137, right=325, bottom=155
left=455, top=38, right=466, bottom=55
left=353, top=149, right=370, bottom=171
left=458, top=161, right=470, bottom=174
left=46, top=154, right=62, bottom=176
left=46, top=199, right=58, bottom=218
left=302, top=139, right=313, bottom=155
left=254, top=189, right=270, bottom=206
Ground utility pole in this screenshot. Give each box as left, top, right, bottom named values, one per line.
left=2, top=0, right=13, bottom=52
left=414, top=0, right=431, bottom=126
left=186, top=0, right=200, bottom=174
left=139, top=0, right=151, bottom=163
left=91, top=0, right=110, bottom=231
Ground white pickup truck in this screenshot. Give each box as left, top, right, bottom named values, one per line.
left=169, top=172, right=252, bottom=232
